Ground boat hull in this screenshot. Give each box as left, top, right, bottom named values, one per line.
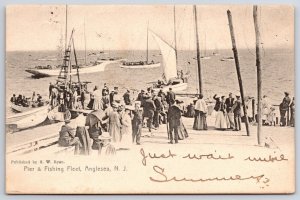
left=154, top=83, right=188, bottom=93
left=119, top=62, right=161, bottom=69
left=7, top=105, right=49, bottom=124
left=25, top=60, right=120, bottom=77
left=6, top=106, right=49, bottom=130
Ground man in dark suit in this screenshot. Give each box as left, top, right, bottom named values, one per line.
left=166, top=88, right=176, bottom=106
left=280, top=92, right=291, bottom=126
left=143, top=94, right=156, bottom=132
left=132, top=102, right=143, bottom=145
left=232, top=96, right=242, bottom=131
left=225, top=92, right=235, bottom=129
left=167, top=100, right=182, bottom=144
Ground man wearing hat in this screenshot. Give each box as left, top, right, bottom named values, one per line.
left=132, top=101, right=143, bottom=145
left=58, top=119, right=82, bottom=155
left=166, top=88, right=176, bottom=106
left=231, top=95, right=242, bottom=131
left=123, top=89, right=132, bottom=105
left=225, top=92, right=235, bottom=129
left=143, top=94, right=156, bottom=132
left=167, top=99, right=183, bottom=144
left=279, top=92, right=291, bottom=126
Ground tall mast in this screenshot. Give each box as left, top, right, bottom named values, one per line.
left=253, top=5, right=262, bottom=144
left=193, top=5, right=202, bottom=94
left=65, top=4, right=68, bottom=52
left=84, top=17, right=87, bottom=65
left=173, top=5, right=177, bottom=64
left=227, top=10, right=250, bottom=136
left=146, top=21, right=149, bottom=63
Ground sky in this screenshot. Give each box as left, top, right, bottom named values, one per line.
left=6, top=4, right=294, bottom=51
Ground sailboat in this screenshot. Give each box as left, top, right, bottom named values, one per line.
left=200, top=33, right=211, bottom=60
left=120, top=22, right=161, bottom=69
left=25, top=10, right=120, bottom=78
left=150, top=6, right=189, bottom=93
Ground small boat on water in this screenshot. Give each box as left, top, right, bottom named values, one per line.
left=120, top=23, right=161, bottom=69
left=220, top=56, right=234, bottom=61
left=25, top=60, right=121, bottom=78
left=6, top=105, right=49, bottom=131
left=120, top=61, right=160, bottom=69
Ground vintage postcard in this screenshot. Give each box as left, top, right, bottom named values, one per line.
left=5, top=5, right=295, bottom=194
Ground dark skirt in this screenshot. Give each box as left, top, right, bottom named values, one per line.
left=193, top=111, right=207, bottom=130
left=76, top=126, right=92, bottom=155
left=178, top=119, right=189, bottom=140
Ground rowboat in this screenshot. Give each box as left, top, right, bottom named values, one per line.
left=10, top=103, right=31, bottom=113
left=119, top=62, right=160, bottom=69
left=7, top=105, right=49, bottom=124
left=6, top=105, right=49, bottom=132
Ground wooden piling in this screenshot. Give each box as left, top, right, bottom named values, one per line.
left=227, top=10, right=250, bottom=136
left=253, top=5, right=262, bottom=145
left=252, top=99, right=255, bottom=119
left=193, top=5, right=203, bottom=94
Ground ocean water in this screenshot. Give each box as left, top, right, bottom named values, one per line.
left=6, top=48, right=294, bottom=115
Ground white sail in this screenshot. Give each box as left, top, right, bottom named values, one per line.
left=150, top=31, right=177, bottom=82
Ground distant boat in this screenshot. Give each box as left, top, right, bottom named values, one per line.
left=200, top=56, right=211, bottom=60
left=220, top=56, right=234, bottom=61
left=25, top=60, right=121, bottom=78
left=6, top=105, right=49, bottom=131
left=120, top=22, right=161, bottom=69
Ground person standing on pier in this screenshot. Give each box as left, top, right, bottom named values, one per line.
left=102, top=83, right=109, bottom=96
left=290, top=97, right=295, bottom=127
left=167, top=100, right=182, bottom=144
left=225, top=93, right=235, bottom=129
left=193, top=94, right=208, bottom=130
left=279, top=92, right=291, bottom=126
left=123, top=89, right=132, bottom=105
left=143, top=94, right=156, bottom=133
left=214, top=95, right=228, bottom=130
left=120, top=106, right=132, bottom=148
left=153, top=94, right=163, bottom=128
left=132, top=101, right=143, bottom=145
left=166, top=88, right=176, bottom=106
left=58, top=120, right=82, bottom=155
left=108, top=103, right=122, bottom=143
left=49, top=82, right=54, bottom=99
left=232, top=95, right=242, bottom=131
left=92, top=86, right=103, bottom=110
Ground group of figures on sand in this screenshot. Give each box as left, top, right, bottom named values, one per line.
left=193, top=92, right=243, bottom=131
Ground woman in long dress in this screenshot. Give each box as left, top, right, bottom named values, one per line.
left=92, top=86, right=103, bottom=110
left=108, top=104, right=122, bottom=143
left=120, top=107, right=132, bottom=148
left=193, top=94, right=208, bottom=130
left=214, top=95, right=228, bottom=130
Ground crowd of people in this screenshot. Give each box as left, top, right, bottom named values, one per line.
left=10, top=92, right=44, bottom=108
left=56, top=81, right=295, bottom=154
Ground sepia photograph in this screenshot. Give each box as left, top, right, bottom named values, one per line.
left=5, top=4, right=295, bottom=194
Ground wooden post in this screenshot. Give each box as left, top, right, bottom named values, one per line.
left=253, top=5, right=262, bottom=145
left=252, top=99, right=255, bottom=120
left=193, top=5, right=203, bottom=94
left=287, top=107, right=290, bottom=126
left=227, top=10, right=250, bottom=136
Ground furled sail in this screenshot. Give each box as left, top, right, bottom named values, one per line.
left=150, top=30, right=177, bottom=82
